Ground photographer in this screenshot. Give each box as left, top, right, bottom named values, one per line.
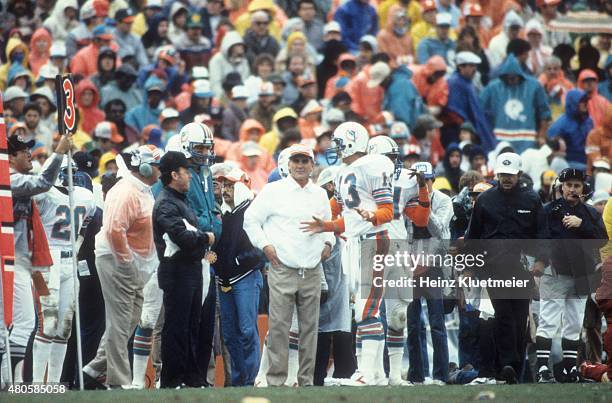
left=535, top=168, right=608, bottom=383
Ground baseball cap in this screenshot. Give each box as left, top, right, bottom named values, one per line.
left=94, top=121, right=123, bottom=143
left=390, top=122, right=410, bottom=139
left=470, top=182, right=493, bottom=195
left=268, top=73, right=285, bottom=84
left=421, top=0, right=437, bottom=12
left=315, top=126, right=332, bottom=138
left=436, top=13, right=452, bottom=26
left=116, top=63, right=138, bottom=78
left=591, top=190, right=610, bottom=205
left=258, top=81, right=274, bottom=96
left=31, top=86, right=57, bottom=109
left=158, top=48, right=177, bottom=65
left=558, top=168, right=586, bottom=182
left=402, top=143, right=421, bottom=158
left=297, top=74, right=316, bottom=88
left=463, top=2, right=484, bottom=17
left=300, top=99, right=322, bottom=117
left=326, top=108, right=345, bottom=124
left=93, top=24, right=113, bottom=40
left=317, top=165, right=340, bottom=187
left=231, top=85, right=248, bottom=100
left=367, top=62, right=391, bottom=88
left=146, top=0, right=163, bottom=8
left=80, top=0, right=96, bottom=20
left=288, top=143, right=314, bottom=161
left=159, top=150, right=190, bottom=174
left=8, top=134, right=35, bottom=154
left=73, top=151, right=99, bottom=177
left=160, top=107, right=179, bottom=122
left=242, top=141, right=263, bottom=157
left=115, top=8, right=135, bottom=23
left=415, top=114, right=443, bottom=130
left=193, top=79, right=213, bottom=98
left=460, top=121, right=476, bottom=134
left=222, top=167, right=250, bottom=184
left=50, top=42, right=67, bottom=58
left=324, top=21, right=341, bottom=35
left=4, top=85, right=29, bottom=102
left=593, top=159, right=611, bottom=171
left=456, top=51, right=482, bottom=65
left=494, top=152, right=521, bottom=175
left=38, top=63, right=60, bottom=80
left=210, top=162, right=236, bottom=179
left=192, top=66, right=209, bottom=80
left=186, top=13, right=202, bottom=29
left=411, top=161, right=435, bottom=179
left=359, top=35, right=378, bottom=52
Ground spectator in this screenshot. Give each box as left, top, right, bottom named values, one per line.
left=538, top=56, right=575, bottom=120
left=480, top=54, right=551, bottom=154
left=75, top=78, right=105, bottom=135
left=249, top=82, right=277, bottom=132
left=90, top=46, right=117, bottom=90
left=297, top=0, right=324, bottom=51
left=577, top=69, right=610, bottom=128
left=42, top=0, right=79, bottom=42
left=214, top=168, right=263, bottom=386
left=168, top=2, right=189, bottom=46
left=411, top=0, right=438, bottom=50
left=368, top=61, right=422, bottom=128
left=200, top=0, right=226, bottom=44
left=83, top=145, right=162, bottom=389
left=0, top=37, right=30, bottom=90
left=141, top=14, right=171, bottom=59
left=100, top=64, right=143, bottom=111
left=245, top=54, right=275, bottom=104
left=324, top=53, right=357, bottom=100
left=586, top=104, right=612, bottom=175
left=412, top=56, right=448, bottom=116
left=436, top=142, right=464, bottom=194
left=376, top=8, right=413, bottom=66
left=30, top=86, right=57, bottom=141
left=316, top=39, right=347, bottom=99
left=244, top=10, right=280, bottom=68
left=64, top=0, right=108, bottom=59
left=525, top=19, right=551, bottom=76
left=70, top=24, right=114, bottom=79
left=222, top=85, right=249, bottom=141
left=153, top=151, right=214, bottom=388
left=125, top=75, right=165, bottom=138
left=533, top=0, right=570, bottom=48
left=416, top=13, right=456, bottom=65
left=113, top=8, right=149, bottom=70
left=333, top=0, right=378, bottom=52
left=487, top=10, right=523, bottom=69
left=4, top=86, right=29, bottom=119
left=547, top=89, right=594, bottom=171
left=244, top=144, right=333, bottom=386
left=599, top=55, right=612, bottom=102
left=104, top=100, right=129, bottom=143
left=209, top=31, right=251, bottom=99
left=437, top=0, right=461, bottom=28
left=28, top=27, right=51, bottom=76
left=174, top=13, right=212, bottom=72
left=137, top=48, right=184, bottom=96
left=410, top=114, right=445, bottom=167
left=276, top=31, right=317, bottom=76
left=131, top=0, right=163, bottom=37
left=179, top=79, right=213, bottom=126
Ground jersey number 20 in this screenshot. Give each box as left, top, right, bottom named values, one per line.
left=51, top=205, right=86, bottom=241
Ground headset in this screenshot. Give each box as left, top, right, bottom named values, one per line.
left=131, top=148, right=154, bottom=177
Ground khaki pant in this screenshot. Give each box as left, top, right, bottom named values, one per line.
left=266, top=264, right=321, bottom=387
left=87, top=255, right=144, bottom=386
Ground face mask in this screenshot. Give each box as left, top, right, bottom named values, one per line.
left=11, top=52, right=25, bottom=64
left=393, top=27, right=407, bottom=36
left=230, top=56, right=244, bottom=65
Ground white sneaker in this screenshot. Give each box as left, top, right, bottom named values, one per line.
left=340, top=372, right=369, bottom=386
left=466, top=377, right=497, bottom=386
left=324, top=377, right=342, bottom=386
left=388, top=378, right=414, bottom=386
left=131, top=383, right=145, bottom=390
left=255, top=379, right=268, bottom=388
left=372, top=376, right=388, bottom=386
left=429, top=379, right=446, bottom=386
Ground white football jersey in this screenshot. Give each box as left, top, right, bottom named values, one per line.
left=334, top=154, right=394, bottom=238
left=35, top=186, right=97, bottom=249
left=389, top=168, right=420, bottom=239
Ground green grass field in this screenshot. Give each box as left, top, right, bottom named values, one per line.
left=3, top=384, right=612, bottom=403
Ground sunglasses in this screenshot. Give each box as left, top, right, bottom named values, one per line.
left=291, top=156, right=311, bottom=164
left=255, top=20, right=269, bottom=26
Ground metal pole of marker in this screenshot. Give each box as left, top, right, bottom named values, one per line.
left=56, top=75, right=84, bottom=390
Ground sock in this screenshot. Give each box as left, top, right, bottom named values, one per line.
left=386, top=329, right=405, bottom=381
left=10, top=340, right=27, bottom=384
left=14, top=360, right=24, bottom=384
left=286, top=331, right=299, bottom=386
left=46, top=340, right=68, bottom=383
left=375, top=334, right=386, bottom=381
left=562, top=338, right=580, bottom=373
left=255, top=335, right=268, bottom=385
left=535, top=336, right=552, bottom=371
left=132, top=327, right=154, bottom=387
left=32, top=335, right=53, bottom=383
left=357, top=320, right=384, bottom=383
left=355, top=334, right=362, bottom=371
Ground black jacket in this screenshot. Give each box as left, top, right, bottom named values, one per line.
left=214, top=199, right=264, bottom=287
left=243, top=30, right=280, bottom=68
left=543, top=197, right=607, bottom=292
left=465, top=184, right=549, bottom=279
left=153, top=186, right=211, bottom=264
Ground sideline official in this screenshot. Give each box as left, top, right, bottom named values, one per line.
left=153, top=151, right=215, bottom=388
left=465, top=152, right=549, bottom=383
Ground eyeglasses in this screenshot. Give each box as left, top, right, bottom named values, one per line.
left=255, top=20, right=269, bottom=26
left=290, top=156, right=311, bottom=164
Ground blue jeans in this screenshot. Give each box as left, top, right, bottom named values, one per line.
left=218, top=270, right=263, bottom=386
left=406, top=270, right=449, bottom=382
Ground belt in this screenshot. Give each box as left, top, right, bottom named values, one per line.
left=61, top=251, right=73, bottom=258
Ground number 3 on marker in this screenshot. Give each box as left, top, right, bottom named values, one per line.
left=62, top=78, right=76, bottom=133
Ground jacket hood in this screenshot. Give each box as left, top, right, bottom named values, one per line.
left=443, top=142, right=462, bottom=169
left=337, top=53, right=357, bottom=69
left=287, top=31, right=307, bottom=50
left=170, top=2, right=188, bottom=19
left=220, top=31, right=245, bottom=59
left=75, top=78, right=100, bottom=108
left=498, top=54, right=526, bottom=79
left=5, top=38, right=29, bottom=66
left=424, top=55, right=447, bottom=75
left=239, top=118, right=266, bottom=141
left=144, top=75, right=166, bottom=93
left=49, top=0, right=78, bottom=24
left=7, top=63, right=31, bottom=86
left=602, top=103, right=612, bottom=131
left=564, top=89, right=587, bottom=118
left=503, top=10, right=523, bottom=32
left=30, top=28, right=52, bottom=55
left=247, top=0, right=276, bottom=13
left=578, top=69, right=599, bottom=86
left=273, top=107, right=298, bottom=123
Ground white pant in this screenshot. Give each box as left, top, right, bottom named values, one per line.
left=38, top=250, right=77, bottom=340
left=536, top=274, right=587, bottom=341
left=9, top=256, right=36, bottom=347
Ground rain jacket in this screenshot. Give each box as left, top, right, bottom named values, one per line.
left=480, top=55, right=551, bottom=153
left=323, top=54, right=356, bottom=100
left=346, top=64, right=384, bottom=125
left=76, top=79, right=104, bottom=135
left=125, top=76, right=164, bottom=135
left=208, top=31, right=251, bottom=99
left=547, top=89, right=594, bottom=166
left=416, top=36, right=456, bottom=66
left=233, top=0, right=284, bottom=41
left=378, top=1, right=422, bottom=33
left=43, top=0, right=79, bottom=42
left=412, top=56, right=449, bottom=108
left=376, top=9, right=414, bottom=66
left=221, top=101, right=248, bottom=141
left=0, top=38, right=29, bottom=90
left=29, top=28, right=51, bottom=76
left=333, top=0, right=378, bottom=52
left=586, top=103, right=612, bottom=174
left=71, top=42, right=107, bottom=78
left=225, top=119, right=275, bottom=173
left=100, top=80, right=144, bottom=111
left=259, top=107, right=298, bottom=155
left=383, top=65, right=423, bottom=128
left=487, top=10, right=523, bottom=69
left=578, top=69, right=610, bottom=129
left=538, top=68, right=575, bottom=121
left=447, top=70, right=496, bottom=153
